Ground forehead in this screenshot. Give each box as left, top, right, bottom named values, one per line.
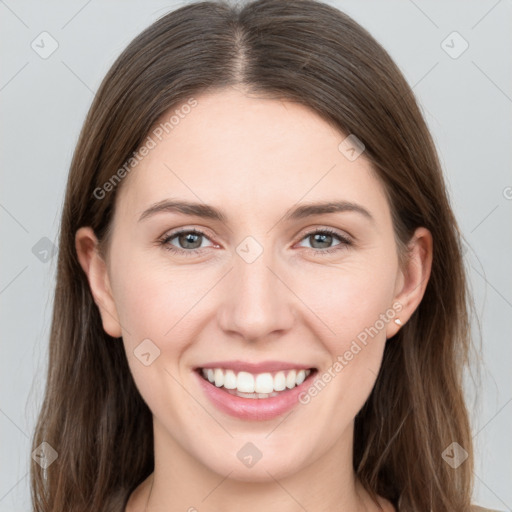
left=115, top=88, right=389, bottom=225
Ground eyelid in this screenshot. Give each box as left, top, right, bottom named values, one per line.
left=159, top=227, right=217, bottom=251
left=296, top=226, right=353, bottom=244
left=293, top=227, right=353, bottom=255
left=158, top=225, right=353, bottom=256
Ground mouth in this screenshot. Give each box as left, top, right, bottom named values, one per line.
left=195, top=367, right=316, bottom=399
left=193, top=364, right=318, bottom=421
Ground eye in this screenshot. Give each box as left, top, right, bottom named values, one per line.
left=159, top=228, right=215, bottom=256
left=158, top=227, right=352, bottom=257
left=297, top=228, right=352, bottom=255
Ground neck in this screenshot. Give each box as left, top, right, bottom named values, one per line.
left=131, top=418, right=391, bottom=512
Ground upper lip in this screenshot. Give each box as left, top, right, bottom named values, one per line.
left=196, top=360, right=316, bottom=373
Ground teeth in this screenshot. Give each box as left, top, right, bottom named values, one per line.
left=296, top=369, right=306, bottom=385
left=255, top=373, right=274, bottom=393
left=223, top=370, right=237, bottom=389
left=237, top=371, right=255, bottom=393
left=200, top=367, right=312, bottom=395
left=214, top=368, right=223, bottom=387
left=274, top=371, right=286, bottom=391
left=286, top=370, right=296, bottom=389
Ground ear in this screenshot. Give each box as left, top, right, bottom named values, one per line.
left=75, top=227, right=123, bottom=338
left=386, top=227, right=433, bottom=339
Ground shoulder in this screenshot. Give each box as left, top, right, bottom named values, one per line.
left=471, top=505, right=505, bottom=512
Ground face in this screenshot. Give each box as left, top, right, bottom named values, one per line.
left=77, top=87, right=431, bottom=483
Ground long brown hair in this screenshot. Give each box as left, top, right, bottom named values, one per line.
left=30, top=1, right=478, bottom=510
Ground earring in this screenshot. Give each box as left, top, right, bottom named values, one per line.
left=394, top=318, right=402, bottom=326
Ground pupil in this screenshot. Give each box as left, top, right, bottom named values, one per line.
left=312, top=233, right=331, bottom=248
left=180, top=233, right=201, bottom=249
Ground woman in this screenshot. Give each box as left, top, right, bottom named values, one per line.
left=30, top=0, right=498, bottom=510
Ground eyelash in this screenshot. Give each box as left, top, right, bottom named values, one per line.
left=158, top=227, right=352, bottom=257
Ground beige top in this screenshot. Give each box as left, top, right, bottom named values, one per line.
left=125, top=480, right=502, bottom=512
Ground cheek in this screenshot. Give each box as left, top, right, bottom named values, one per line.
left=108, top=253, right=218, bottom=416
left=110, top=254, right=205, bottom=422
left=295, top=256, right=397, bottom=405
left=298, top=256, right=397, bottom=345
left=110, top=249, right=205, bottom=345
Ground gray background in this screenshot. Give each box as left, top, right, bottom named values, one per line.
left=1, top=0, right=511, bottom=510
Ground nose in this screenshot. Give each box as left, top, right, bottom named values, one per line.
left=217, top=247, right=296, bottom=343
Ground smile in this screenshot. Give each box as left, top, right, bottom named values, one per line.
left=194, top=362, right=318, bottom=421
left=199, top=367, right=313, bottom=398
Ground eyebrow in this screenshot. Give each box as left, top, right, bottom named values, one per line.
left=138, top=199, right=375, bottom=224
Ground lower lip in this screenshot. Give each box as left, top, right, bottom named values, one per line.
left=194, top=369, right=316, bottom=421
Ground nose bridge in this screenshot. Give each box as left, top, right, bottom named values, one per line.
left=218, top=237, right=295, bottom=340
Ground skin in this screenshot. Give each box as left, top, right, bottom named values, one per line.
left=76, top=87, right=432, bottom=512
